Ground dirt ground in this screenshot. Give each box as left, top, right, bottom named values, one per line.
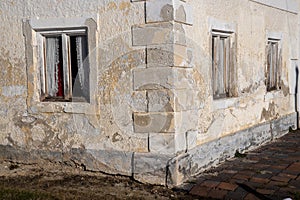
left=0, top=160, right=197, bottom=200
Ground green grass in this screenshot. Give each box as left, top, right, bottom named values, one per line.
left=294, top=191, right=300, bottom=200
left=0, top=187, right=56, bottom=200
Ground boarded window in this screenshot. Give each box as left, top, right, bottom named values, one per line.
left=266, top=39, right=281, bottom=91
left=39, top=29, right=89, bottom=102
left=212, top=31, right=235, bottom=99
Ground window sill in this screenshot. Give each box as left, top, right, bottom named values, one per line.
left=264, top=89, right=284, bottom=101
left=29, top=101, right=99, bottom=114
left=212, top=96, right=238, bottom=111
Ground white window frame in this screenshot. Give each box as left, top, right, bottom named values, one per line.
left=38, top=29, right=89, bottom=102
left=23, top=17, right=98, bottom=114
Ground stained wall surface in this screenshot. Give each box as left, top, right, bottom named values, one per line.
left=0, top=0, right=299, bottom=186
left=187, top=0, right=299, bottom=145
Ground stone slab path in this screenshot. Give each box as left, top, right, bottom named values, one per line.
left=188, top=130, right=300, bottom=200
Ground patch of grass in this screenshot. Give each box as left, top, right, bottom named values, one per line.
left=0, top=187, right=56, bottom=200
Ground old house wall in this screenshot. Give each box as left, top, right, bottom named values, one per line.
left=186, top=0, right=299, bottom=145
left=0, top=0, right=299, bottom=187
left=168, top=0, right=300, bottom=185
left=0, top=0, right=147, bottom=175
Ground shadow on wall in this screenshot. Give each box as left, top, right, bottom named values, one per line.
left=296, top=66, right=299, bottom=129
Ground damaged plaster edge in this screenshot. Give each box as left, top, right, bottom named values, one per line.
left=0, top=113, right=296, bottom=186
left=0, top=145, right=135, bottom=177
left=166, top=112, right=297, bottom=187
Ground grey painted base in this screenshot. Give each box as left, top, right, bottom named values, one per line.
left=0, top=113, right=297, bottom=186
left=167, top=112, right=297, bottom=186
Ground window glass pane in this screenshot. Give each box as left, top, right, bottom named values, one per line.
left=45, top=36, right=64, bottom=98
left=70, top=35, right=89, bottom=101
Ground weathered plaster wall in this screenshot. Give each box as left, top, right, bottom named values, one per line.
left=186, top=0, right=299, bottom=145
left=0, top=0, right=147, bottom=172
left=0, top=0, right=299, bottom=187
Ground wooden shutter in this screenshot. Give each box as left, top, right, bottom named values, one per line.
left=213, top=35, right=219, bottom=98
left=266, top=42, right=271, bottom=90
left=229, top=35, right=236, bottom=97
left=218, top=37, right=225, bottom=96
left=224, top=37, right=230, bottom=96
left=271, top=42, right=278, bottom=89
left=277, top=46, right=282, bottom=89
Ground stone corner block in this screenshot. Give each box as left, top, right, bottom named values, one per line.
left=133, top=67, right=174, bottom=90
left=186, top=130, right=198, bottom=150
left=87, top=149, right=133, bottom=176
left=148, top=89, right=175, bottom=112
left=133, top=152, right=173, bottom=185
left=175, top=110, right=200, bottom=133
left=174, top=0, right=193, bottom=25
left=133, top=112, right=175, bottom=133
left=147, top=44, right=192, bottom=68
left=143, top=88, right=204, bottom=113
left=146, top=0, right=193, bottom=25
left=174, top=89, right=205, bottom=111
left=166, top=153, right=191, bottom=187
left=149, top=133, right=176, bottom=155
left=131, top=91, right=148, bottom=112
left=149, top=132, right=187, bottom=155
left=133, top=67, right=195, bottom=91
left=132, top=22, right=186, bottom=46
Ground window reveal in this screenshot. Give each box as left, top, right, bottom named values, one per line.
left=40, top=30, right=89, bottom=102
left=212, top=31, right=235, bottom=99
left=266, top=39, right=281, bottom=91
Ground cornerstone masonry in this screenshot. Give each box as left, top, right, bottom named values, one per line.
left=0, top=0, right=299, bottom=186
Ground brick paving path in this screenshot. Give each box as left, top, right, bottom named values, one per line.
left=188, top=130, right=300, bottom=200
